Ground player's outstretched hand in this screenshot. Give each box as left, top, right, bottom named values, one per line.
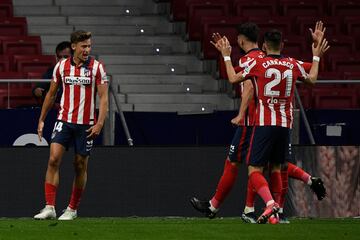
left=210, top=32, right=224, bottom=52
left=86, top=124, right=102, bottom=139
left=231, top=115, right=242, bottom=126
left=309, top=21, right=326, bottom=47
left=37, top=120, right=44, bottom=142
left=312, top=38, right=330, bottom=58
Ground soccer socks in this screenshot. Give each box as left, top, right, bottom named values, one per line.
left=68, top=187, right=84, bottom=210
left=288, top=162, right=311, bottom=185
left=279, top=168, right=289, bottom=209
left=249, top=171, right=274, bottom=206
left=45, top=182, right=57, bottom=206
left=270, top=171, right=282, bottom=204
left=245, top=178, right=256, bottom=209
left=210, top=159, right=239, bottom=209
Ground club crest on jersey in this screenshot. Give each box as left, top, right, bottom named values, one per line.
left=84, top=69, right=91, bottom=77
left=65, top=76, right=91, bottom=85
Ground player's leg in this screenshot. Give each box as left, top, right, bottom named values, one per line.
left=190, top=126, right=249, bottom=218
left=288, top=162, right=326, bottom=200
left=279, top=162, right=290, bottom=223
left=59, top=124, right=92, bottom=220
left=247, top=127, right=280, bottom=224
left=34, top=121, right=71, bottom=220
left=241, top=178, right=257, bottom=223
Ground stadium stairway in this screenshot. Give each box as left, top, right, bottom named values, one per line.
left=12, top=0, right=236, bottom=113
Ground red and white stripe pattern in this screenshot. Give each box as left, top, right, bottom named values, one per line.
left=236, top=49, right=265, bottom=126
left=244, top=56, right=307, bottom=129
left=53, top=57, right=108, bottom=125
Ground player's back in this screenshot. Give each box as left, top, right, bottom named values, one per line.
left=245, top=55, right=306, bottom=128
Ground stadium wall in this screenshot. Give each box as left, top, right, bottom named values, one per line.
left=0, top=146, right=358, bottom=218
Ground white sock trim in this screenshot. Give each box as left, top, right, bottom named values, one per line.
left=244, top=206, right=255, bottom=214
left=266, top=200, right=275, bottom=207
left=209, top=201, right=219, bottom=213
left=307, top=176, right=312, bottom=185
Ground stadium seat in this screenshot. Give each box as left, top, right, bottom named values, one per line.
left=282, top=35, right=306, bottom=58
left=0, top=2, right=13, bottom=18
left=327, top=36, right=356, bottom=54
left=0, top=55, right=10, bottom=72
left=186, top=0, right=230, bottom=40
left=281, top=1, right=324, bottom=19
left=27, top=72, right=44, bottom=79
left=330, top=0, right=360, bottom=16
left=317, top=71, right=343, bottom=80
left=201, top=16, right=247, bottom=59
left=330, top=55, right=360, bottom=72
left=296, top=16, right=341, bottom=36
left=13, top=55, right=55, bottom=73
left=313, top=88, right=358, bottom=109
left=1, top=36, right=42, bottom=55
left=344, top=16, right=360, bottom=48
left=247, top=16, right=292, bottom=35
left=234, top=0, right=277, bottom=17
left=343, top=72, right=360, bottom=80
left=296, top=86, right=312, bottom=109
left=0, top=17, right=27, bottom=36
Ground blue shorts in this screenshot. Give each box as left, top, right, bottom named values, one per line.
left=228, top=126, right=253, bottom=163
left=51, top=121, right=93, bottom=156
left=247, top=126, right=292, bottom=166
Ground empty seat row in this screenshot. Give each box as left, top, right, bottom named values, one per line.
left=0, top=36, right=41, bottom=55
left=171, top=0, right=360, bottom=21
left=0, top=54, right=55, bottom=73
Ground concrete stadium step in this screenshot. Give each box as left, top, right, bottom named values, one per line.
left=28, top=25, right=74, bottom=35
left=42, top=44, right=173, bottom=55
left=68, top=16, right=169, bottom=26
left=126, top=93, right=234, bottom=107
left=132, top=103, right=217, bottom=113
left=112, top=74, right=218, bottom=91
left=100, top=55, right=203, bottom=72
left=13, top=0, right=53, bottom=6
left=106, top=64, right=187, bottom=75
left=60, top=6, right=142, bottom=16
left=54, top=0, right=153, bottom=6
left=73, top=25, right=172, bottom=35
left=14, top=6, right=61, bottom=16
left=118, top=84, right=202, bottom=94
left=29, top=25, right=157, bottom=36
left=26, top=17, right=67, bottom=25
left=40, top=35, right=188, bottom=53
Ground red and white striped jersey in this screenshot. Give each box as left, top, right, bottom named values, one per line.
left=242, top=55, right=308, bottom=129
left=236, top=48, right=265, bottom=126
left=52, top=57, right=108, bottom=125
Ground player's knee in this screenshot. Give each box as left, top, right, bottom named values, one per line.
left=73, top=159, right=87, bottom=174
left=48, top=156, right=61, bottom=169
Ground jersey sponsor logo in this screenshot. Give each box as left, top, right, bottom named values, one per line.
left=229, top=145, right=235, bottom=154
left=65, top=76, right=91, bottom=85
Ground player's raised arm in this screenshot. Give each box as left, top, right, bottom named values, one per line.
left=310, top=20, right=326, bottom=48
left=214, top=37, right=251, bottom=83
left=231, top=80, right=253, bottom=126
left=302, top=37, right=330, bottom=84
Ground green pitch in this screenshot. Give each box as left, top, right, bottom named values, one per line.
left=0, top=218, right=358, bottom=240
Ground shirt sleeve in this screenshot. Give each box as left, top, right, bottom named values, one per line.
left=96, top=62, right=109, bottom=85
left=241, top=58, right=257, bottom=79
left=52, top=61, right=62, bottom=84
left=296, top=60, right=312, bottom=73
left=295, top=62, right=309, bottom=82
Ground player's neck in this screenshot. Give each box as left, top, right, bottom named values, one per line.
left=244, top=43, right=259, bottom=53
left=265, top=50, right=281, bottom=56
left=72, top=56, right=85, bottom=67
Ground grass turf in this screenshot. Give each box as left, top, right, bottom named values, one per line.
left=0, top=218, right=358, bottom=240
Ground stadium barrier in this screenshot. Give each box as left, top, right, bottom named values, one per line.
left=0, top=146, right=358, bottom=218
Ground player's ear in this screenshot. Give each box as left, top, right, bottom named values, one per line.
left=71, top=43, right=76, bottom=51
left=262, top=42, right=266, bottom=52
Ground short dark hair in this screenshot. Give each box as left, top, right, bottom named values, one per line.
left=70, top=30, right=92, bottom=44
left=264, top=29, right=282, bottom=51
left=55, top=41, right=71, bottom=54
left=236, top=22, right=259, bottom=43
